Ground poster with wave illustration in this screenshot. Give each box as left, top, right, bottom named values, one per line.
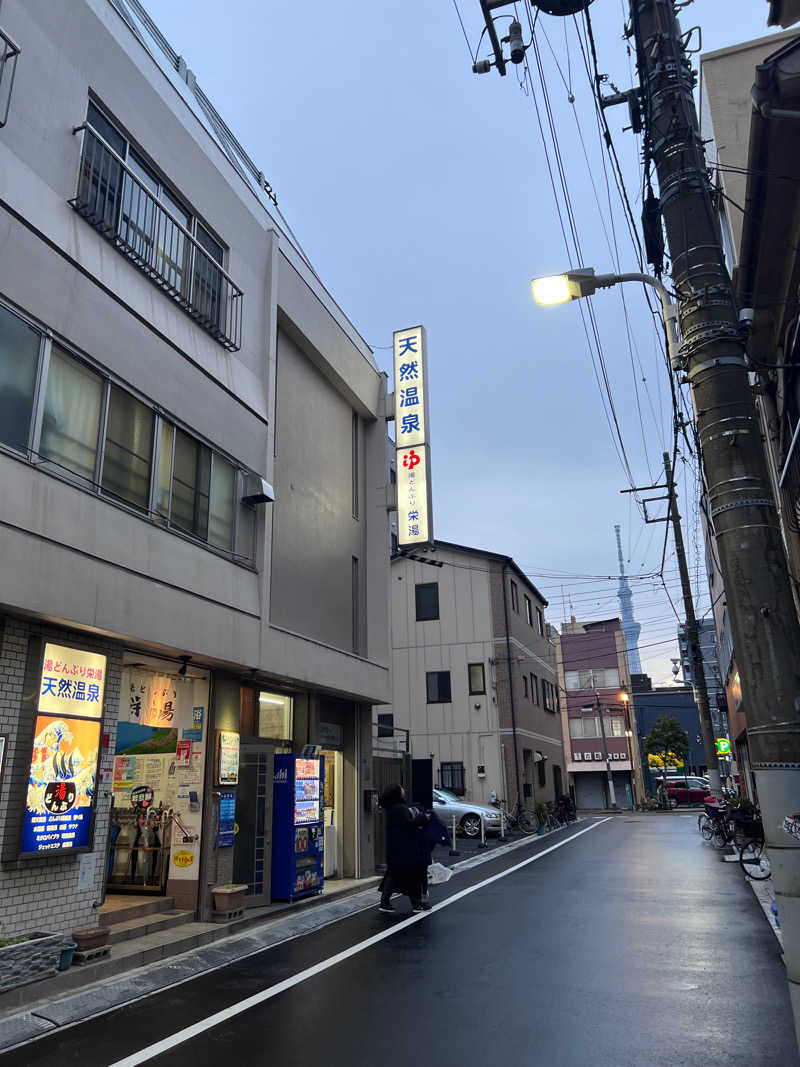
left=21, top=715, right=101, bottom=855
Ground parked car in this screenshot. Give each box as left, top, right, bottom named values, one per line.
left=431, top=788, right=503, bottom=837
left=657, top=776, right=711, bottom=808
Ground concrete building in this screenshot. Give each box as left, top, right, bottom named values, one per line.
left=632, top=675, right=710, bottom=794
left=0, top=0, right=391, bottom=940
left=700, top=27, right=800, bottom=797
left=385, top=542, right=564, bottom=814
left=556, top=618, right=645, bottom=811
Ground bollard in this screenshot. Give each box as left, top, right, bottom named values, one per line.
left=478, top=814, right=487, bottom=849
left=499, top=804, right=506, bottom=840
left=449, top=814, right=460, bottom=857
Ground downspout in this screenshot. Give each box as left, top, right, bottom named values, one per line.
left=502, top=563, right=523, bottom=808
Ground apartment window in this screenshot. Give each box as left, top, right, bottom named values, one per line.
left=510, top=580, right=519, bottom=613
left=0, top=303, right=40, bottom=453
left=352, top=556, right=360, bottom=654
left=0, top=300, right=258, bottom=564
left=536, top=607, right=544, bottom=636
left=537, top=752, right=546, bottom=788
left=441, top=761, right=465, bottom=796
left=569, top=718, right=583, bottom=739
left=468, top=663, right=486, bottom=695
left=525, top=596, right=532, bottom=626
left=523, top=675, right=529, bottom=699
left=531, top=674, right=539, bottom=705
left=72, top=101, right=242, bottom=350
left=542, top=681, right=556, bottom=712
left=564, top=667, right=620, bottom=691
left=605, top=714, right=625, bottom=738
left=101, top=385, right=154, bottom=509
left=426, top=671, right=451, bottom=704
left=377, top=713, right=394, bottom=738
left=581, top=716, right=600, bottom=738
left=40, top=346, right=103, bottom=481
left=415, top=582, right=439, bottom=621
left=352, top=412, right=359, bottom=519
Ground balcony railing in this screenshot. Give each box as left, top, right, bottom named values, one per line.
left=0, top=24, right=21, bottom=128
left=69, top=124, right=243, bottom=351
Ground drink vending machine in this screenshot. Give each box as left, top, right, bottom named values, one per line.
left=271, top=754, right=325, bottom=900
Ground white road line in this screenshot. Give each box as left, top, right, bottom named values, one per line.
left=110, top=818, right=612, bottom=1067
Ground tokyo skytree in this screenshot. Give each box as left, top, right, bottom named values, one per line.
left=615, top=525, right=642, bottom=675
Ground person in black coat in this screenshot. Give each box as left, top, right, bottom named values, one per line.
left=379, top=784, right=429, bottom=913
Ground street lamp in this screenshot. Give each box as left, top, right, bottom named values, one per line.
left=530, top=267, right=681, bottom=370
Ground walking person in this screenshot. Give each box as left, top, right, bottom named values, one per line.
left=378, top=784, right=429, bottom=914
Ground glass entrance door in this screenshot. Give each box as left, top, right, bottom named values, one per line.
left=233, top=740, right=273, bottom=906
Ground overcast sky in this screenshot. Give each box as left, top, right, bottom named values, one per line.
left=144, top=0, right=783, bottom=685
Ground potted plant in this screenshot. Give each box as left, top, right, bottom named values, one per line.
left=535, top=801, right=548, bottom=834
left=212, top=884, right=248, bottom=912
left=71, top=926, right=110, bottom=953
left=0, top=931, right=63, bottom=993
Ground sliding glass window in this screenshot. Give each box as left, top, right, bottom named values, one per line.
left=0, top=304, right=40, bottom=452
left=40, top=346, right=103, bottom=481
left=101, top=385, right=154, bottom=509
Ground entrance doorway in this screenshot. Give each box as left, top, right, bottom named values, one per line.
left=233, top=739, right=274, bottom=907
left=320, top=748, right=343, bottom=878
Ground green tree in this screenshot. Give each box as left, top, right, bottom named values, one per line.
left=644, top=717, right=690, bottom=804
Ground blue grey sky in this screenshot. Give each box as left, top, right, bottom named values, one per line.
left=144, top=0, right=782, bottom=684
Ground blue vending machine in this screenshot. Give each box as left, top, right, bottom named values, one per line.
left=271, top=754, right=325, bottom=901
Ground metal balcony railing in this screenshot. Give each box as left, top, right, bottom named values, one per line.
left=69, top=123, right=243, bottom=351
left=0, top=23, right=21, bottom=128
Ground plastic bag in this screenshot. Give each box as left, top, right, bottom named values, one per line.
left=427, top=861, right=453, bottom=886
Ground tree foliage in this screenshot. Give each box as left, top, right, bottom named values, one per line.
left=645, top=717, right=690, bottom=776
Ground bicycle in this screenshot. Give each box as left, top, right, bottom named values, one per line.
left=699, top=800, right=735, bottom=849
left=545, top=800, right=567, bottom=831
left=496, top=800, right=536, bottom=834
left=732, top=811, right=771, bottom=881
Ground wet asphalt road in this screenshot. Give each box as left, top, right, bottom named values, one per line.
left=3, top=815, right=797, bottom=1067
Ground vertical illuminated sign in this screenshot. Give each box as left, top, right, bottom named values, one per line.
left=394, top=326, right=433, bottom=547
left=21, top=643, right=107, bottom=856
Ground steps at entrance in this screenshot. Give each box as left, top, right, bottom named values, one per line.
left=105, top=909, right=195, bottom=945
left=99, top=896, right=177, bottom=928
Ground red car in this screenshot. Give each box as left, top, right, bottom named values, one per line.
left=658, top=776, right=711, bottom=808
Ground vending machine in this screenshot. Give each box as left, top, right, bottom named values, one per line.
left=271, top=754, right=325, bottom=901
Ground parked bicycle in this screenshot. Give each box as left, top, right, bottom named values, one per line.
left=698, top=800, right=735, bottom=849
left=731, top=810, right=771, bottom=881
left=496, top=799, right=536, bottom=834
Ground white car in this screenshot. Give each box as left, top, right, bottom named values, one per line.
left=431, top=788, right=503, bottom=838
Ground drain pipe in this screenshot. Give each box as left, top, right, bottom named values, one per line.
left=502, top=563, right=523, bottom=809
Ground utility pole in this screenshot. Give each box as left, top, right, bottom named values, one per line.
left=622, top=454, right=721, bottom=794
left=596, top=690, right=617, bottom=810
left=472, top=0, right=800, bottom=1037
left=663, top=452, right=721, bottom=795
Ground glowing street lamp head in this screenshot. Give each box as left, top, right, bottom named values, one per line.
left=531, top=275, right=572, bottom=305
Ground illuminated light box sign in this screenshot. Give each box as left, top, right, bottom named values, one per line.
left=393, top=326, right=434, bottom=548
left=39, top=642, right=107, bottom=719
left=21, top=714, right=101, bottom=855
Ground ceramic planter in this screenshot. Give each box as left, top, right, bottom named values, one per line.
left=71, top=926, right=110, bottom=952
left=212, top=884, right=248, bottom=912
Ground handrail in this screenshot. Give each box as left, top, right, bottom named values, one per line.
left=71, top=123, right=242, bottom=290
left=70, top=122, right=243, bottom=350
left=0, top=23, right=21, bottom=129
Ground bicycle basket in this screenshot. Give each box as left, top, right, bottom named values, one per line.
left=741, top=817, right=763, bottom=838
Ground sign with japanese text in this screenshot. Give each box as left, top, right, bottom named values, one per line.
left=393, top=326, right=433, bottom=548
left=21, top=714, right=101, bottom=855
left=38, top=643, right=107, bottom=719
left=217, top=730, right=239, bottom=786
left=393, top=326, right=428, bottom=448
left=396, top=445, right=430, bottom=545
